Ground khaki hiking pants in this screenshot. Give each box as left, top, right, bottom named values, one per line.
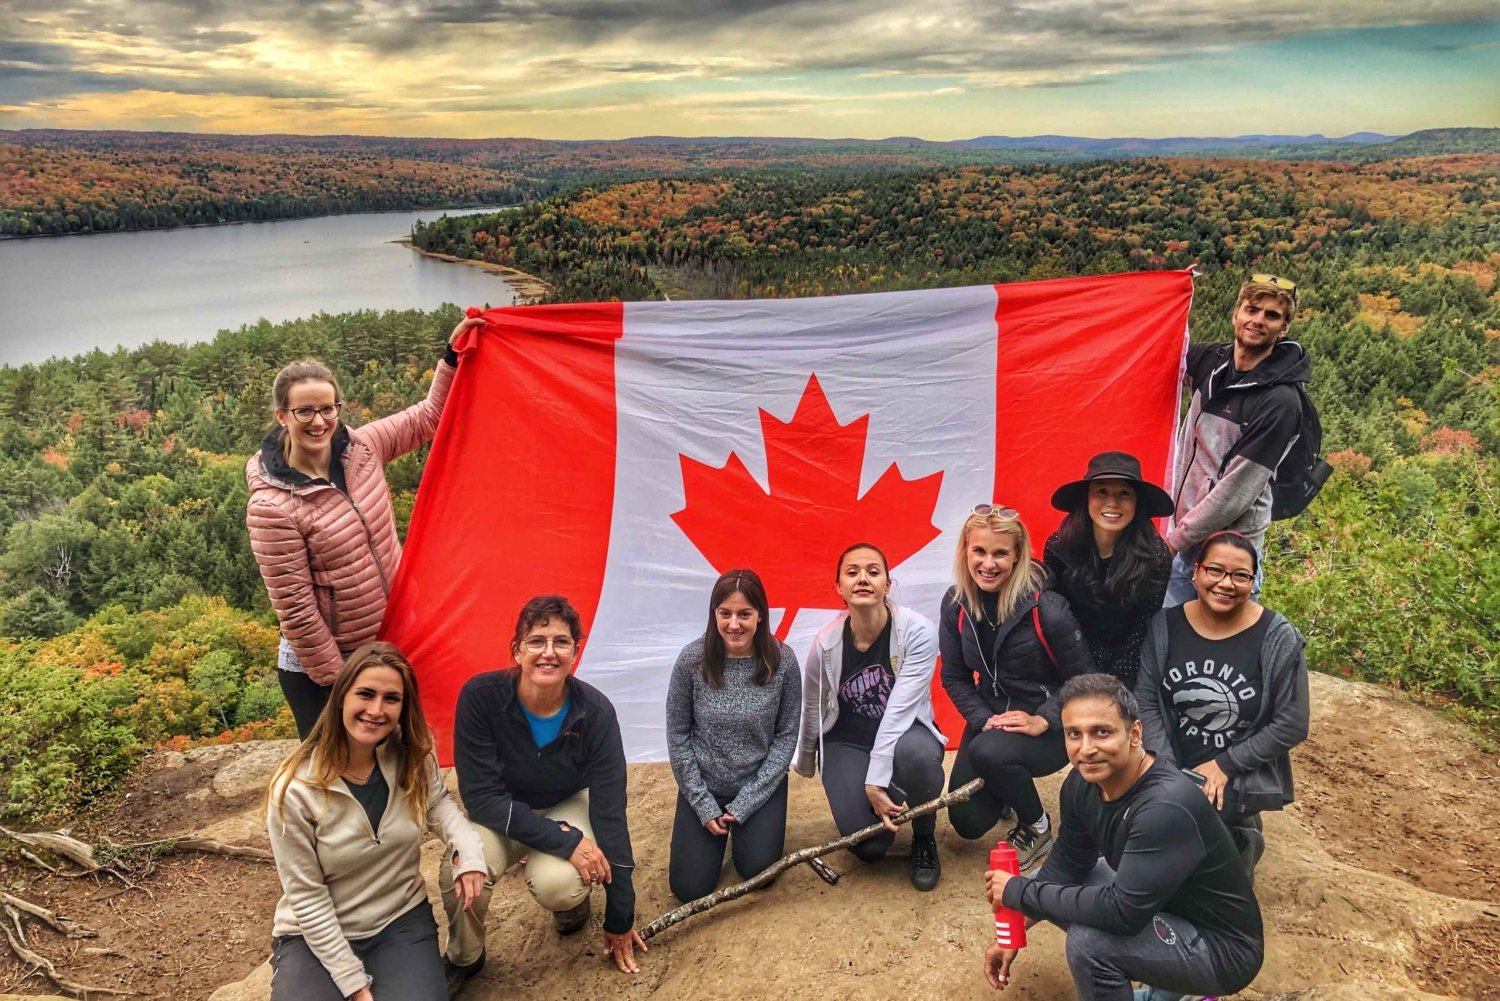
left=440, top=788, right=593, bottom=966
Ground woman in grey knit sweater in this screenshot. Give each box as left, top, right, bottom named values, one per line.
left=666, top=569, right=801, bottom=903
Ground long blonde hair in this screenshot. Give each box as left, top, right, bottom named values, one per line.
left=267, top=642, right=434, bottom=826
left=951, top=508, right=1045, bottom=623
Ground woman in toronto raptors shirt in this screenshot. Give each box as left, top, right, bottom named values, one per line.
left=1135, top=530, right=1309, bottom=879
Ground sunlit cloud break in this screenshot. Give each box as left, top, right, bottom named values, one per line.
left=0, top=0, right=1496, bottom=137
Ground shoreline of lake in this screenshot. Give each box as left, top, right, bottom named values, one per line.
left=397, top=239, right=554, bottom=304
left=0, top=207, right=523, bottom=366
left=0, top=202, right=523, bottom=242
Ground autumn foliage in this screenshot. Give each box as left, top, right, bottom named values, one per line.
left=0, top=138, right=1496, bottom=817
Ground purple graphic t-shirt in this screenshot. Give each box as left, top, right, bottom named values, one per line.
left=826, top=617, right=895, bottom=750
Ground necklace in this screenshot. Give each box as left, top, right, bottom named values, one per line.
left=1130, top=749, right=1150, bottom=785
left=342, top=760, right=376, bottom=783
left=971, top=595, right=1000, bottom=698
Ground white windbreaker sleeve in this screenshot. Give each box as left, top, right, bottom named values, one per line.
left=865, top=609, right=940, bottom=788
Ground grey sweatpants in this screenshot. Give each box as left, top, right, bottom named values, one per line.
left=1060, top=861, right=1253, bottom=1001
left=820, top=726, right=945, bottom=862
left=269, top=901, right=446, bottom=1001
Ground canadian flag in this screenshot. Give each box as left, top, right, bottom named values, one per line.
left=381, top=270, right=1193, bottom=763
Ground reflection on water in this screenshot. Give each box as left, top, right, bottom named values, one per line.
left=0, top=207, right=517, bottom=366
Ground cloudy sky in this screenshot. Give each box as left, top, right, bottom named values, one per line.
left=1, top=0, right=1496, bottom=139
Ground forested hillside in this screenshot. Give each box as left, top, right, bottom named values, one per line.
left=0, top=153, right=1494, bottom=823
left=3, top=127, right=1495, bottom=237
left=0, top=146, right=532, bottom=236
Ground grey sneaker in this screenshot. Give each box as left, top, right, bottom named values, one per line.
left=1006, top=815, right=1054, bottom=872
left=553, top=896, right=591, bottom=935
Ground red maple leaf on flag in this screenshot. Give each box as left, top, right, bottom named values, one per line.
left=671, top=374, right=944, bottom=640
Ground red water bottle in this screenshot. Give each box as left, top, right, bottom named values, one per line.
left=989, top=842, right=1026, bottom=949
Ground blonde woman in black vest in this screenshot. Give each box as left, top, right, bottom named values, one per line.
left=939, top=505, right=1094, bottom=870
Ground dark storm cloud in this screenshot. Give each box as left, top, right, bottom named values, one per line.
left=0, top=63, right=341, bottom=103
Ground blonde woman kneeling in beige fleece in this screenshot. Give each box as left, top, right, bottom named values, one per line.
left=266, top=642, right=486, bottom=1001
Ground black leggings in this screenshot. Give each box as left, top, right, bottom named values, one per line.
left=947, top=725, right=1068, bottom=838
left=278, top=669, right=331, bottom=739
left=668, top=777, right=789, bottom=903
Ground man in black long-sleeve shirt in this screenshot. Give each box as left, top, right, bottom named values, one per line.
left=438, top=595, right=643, bottom=978
left=985, top=674, right=1262, bottom=1000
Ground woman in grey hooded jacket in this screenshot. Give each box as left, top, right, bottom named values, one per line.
left=1136, top=530, right=1309, bottom=879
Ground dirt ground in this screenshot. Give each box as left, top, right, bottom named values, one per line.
left=2, top=673, right=1498, bottom=1000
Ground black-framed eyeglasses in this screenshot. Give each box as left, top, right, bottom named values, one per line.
left=1197, top=563, right=1254, bottom=587
left=288, top=402, right=343, bottom=424
left=971, top=503, right=1020, bottom=520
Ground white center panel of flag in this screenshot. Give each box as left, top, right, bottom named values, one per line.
left=576, top=286, right=1006, bottom=761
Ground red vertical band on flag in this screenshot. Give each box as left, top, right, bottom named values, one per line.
left=380, top=302, right=623, bottom=764
left=993, top=269, right=1192, bottom=531
left=926, top=270, right=1193, bottom=742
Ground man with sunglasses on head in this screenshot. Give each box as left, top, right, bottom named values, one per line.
left=1164, top=274, right=1310, bottom=606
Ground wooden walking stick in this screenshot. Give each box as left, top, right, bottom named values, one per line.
left=639, top=777, right=983, bottom=942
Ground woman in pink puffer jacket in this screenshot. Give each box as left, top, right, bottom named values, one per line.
left=246, top=316, right=483, bottom=736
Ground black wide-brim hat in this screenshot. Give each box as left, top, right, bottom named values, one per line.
left=1050, top=451, right=1174, bottom=518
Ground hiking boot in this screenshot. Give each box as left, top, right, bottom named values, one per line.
left=444, top=951, right=484, bottom=998
left=553, top=896, right=591, bottom=935
left=909, top=831, right=941, bottom=891
left=1006, top=815, right=1054, bottom=872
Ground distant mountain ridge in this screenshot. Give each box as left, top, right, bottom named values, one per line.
left=599, top=131, right=1405, bottom=153
left=8, top=126, right=1493, bottom=168
left=955, top=131, right=1396, bottom=151
left=11, top=127, right=1497, bottom=157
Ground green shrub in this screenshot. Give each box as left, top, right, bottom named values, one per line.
left=1266, top=450, right=1498, bottom=716
left=0, top=596, right=282, bottom=820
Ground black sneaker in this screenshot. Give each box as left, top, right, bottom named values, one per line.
left=1006, top=815, right=1055, bottom=872
left=909, top=831, right=941, bottom=891
left=443, top=950, right=483, bottom=998
left=553, top=896, right=591, bottom=935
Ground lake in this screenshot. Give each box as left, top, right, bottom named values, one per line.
left=0, top=207, right=518, bottom=366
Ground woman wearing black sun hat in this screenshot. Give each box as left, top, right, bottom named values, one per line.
left=1043, top=452, right=1174, bottom=690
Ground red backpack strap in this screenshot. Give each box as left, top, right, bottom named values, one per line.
left=1032, top=593, right=1059, bottom=670
left=958, top=605, right=966, bottom=635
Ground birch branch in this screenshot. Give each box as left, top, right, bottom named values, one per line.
left=639, top=778, right=983, bottom=942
